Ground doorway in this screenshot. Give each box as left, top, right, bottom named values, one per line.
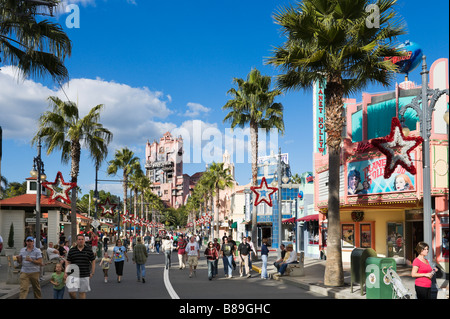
left=405, top=221, right=423, bottom=264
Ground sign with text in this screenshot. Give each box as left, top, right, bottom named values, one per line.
left=313, top=80, right=327, bottom=154
left=347, top=155, right=416, bottom=195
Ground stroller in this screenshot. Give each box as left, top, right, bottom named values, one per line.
left=382, top=266, right=412, bottom=299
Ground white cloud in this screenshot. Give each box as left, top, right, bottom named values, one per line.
left=0, top=66, right=174, bottom=151
left=182, top=102, right=211, bottom=118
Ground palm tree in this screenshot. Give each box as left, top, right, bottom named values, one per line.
left=0, top=0, right=72, bottom=82
left=223, top=67, right=284, bottom=257
left=33, top=96, right=113, bottom=242
left=205, top=162, right=234, bottom=239
left=107, top=148, right=140, bottom=228
left=267, top=0, right=405, bottom=286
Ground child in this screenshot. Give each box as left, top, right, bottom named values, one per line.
left=100, top=252, right=112, bottom=283
left=50, top=263, right=65, bottom=299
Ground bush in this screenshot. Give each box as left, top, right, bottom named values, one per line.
left=7, top=223, right=14, bottom=248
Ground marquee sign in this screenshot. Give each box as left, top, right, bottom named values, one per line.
left=313, top=80, right=327, bottom=154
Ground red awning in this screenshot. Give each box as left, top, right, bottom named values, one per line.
left=296, top=214, right=319, bottom=222
left=282, top=217, right=296, bottom=224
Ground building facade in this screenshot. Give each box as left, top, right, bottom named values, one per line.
left=313, top=58, right=449, bottom=272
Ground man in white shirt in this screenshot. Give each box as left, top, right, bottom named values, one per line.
left=277, top=244, right=298, bottom=276
left=185, top=236, right=200, bottom=278
left=47, top=242, right=63, bottom=263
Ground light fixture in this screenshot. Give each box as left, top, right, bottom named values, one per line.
left=400, top=118, right=410, bottom=136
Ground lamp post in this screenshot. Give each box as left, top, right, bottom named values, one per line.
left=30, top=137, right=46, bottom=249
left=399, top=55, right=449, bottom=263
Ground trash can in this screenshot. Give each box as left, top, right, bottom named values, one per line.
left=365, top=257, right=397, bottom=299
left=351, top=248, right=377, bottom=295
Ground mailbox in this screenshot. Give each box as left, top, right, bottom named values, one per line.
left=350, top=248, right=377, bottom=295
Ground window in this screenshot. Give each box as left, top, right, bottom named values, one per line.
left=342, top=224, right=355, bottom=248
left=387, top=222, right=404, bottom=258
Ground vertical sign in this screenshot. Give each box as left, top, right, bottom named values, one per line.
left=313, top=80, right=327, bottom=154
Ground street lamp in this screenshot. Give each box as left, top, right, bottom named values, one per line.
left=30, top=137, right=46, bottom=249
left=399, top=55, right=449, bottom=264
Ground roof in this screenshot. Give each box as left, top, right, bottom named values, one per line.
left=0, top=194, right=71, bottom=209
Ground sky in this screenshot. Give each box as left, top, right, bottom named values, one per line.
left=0, top=0, right=449, bottom=199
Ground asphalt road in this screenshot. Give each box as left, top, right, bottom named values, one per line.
left=28, top=250, right=330, bottom=300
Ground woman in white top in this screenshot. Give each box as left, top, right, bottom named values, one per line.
left=162, top=236, right=173, bottom=269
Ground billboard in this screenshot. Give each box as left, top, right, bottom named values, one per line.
left=347, top=155, right=416, bottom=195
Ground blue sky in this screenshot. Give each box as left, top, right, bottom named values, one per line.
left=0, top=0, right=448, bottom=198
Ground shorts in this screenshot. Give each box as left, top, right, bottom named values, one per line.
left=66, top=276, right=91, bottom=293
left=187, top=256, right=198, bottom=267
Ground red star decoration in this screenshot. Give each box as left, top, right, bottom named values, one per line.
left=98, top=197, right=117, bottom=217
left=250, top=177, right=279, bottom=207
left=42, top=171, right=76, bottom=204
left=370, top=117, right=423, bottom=179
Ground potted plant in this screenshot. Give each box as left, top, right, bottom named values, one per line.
left=5, top=223, right=16, bottom=255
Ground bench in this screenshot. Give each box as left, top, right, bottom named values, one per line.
left=42, top=250, right=61, bottom=274
left=6, top=255, right=20, bottom=284
left=285, top=251, right=305, bottom=277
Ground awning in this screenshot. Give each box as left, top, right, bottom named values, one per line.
left=282, top=217, right=296, bottom=224
left=296, top=214, right=319, bottom=222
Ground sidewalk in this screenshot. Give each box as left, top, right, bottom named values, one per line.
left=251, top=253, right=449, bottom=299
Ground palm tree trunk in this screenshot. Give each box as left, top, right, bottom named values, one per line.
left=323, top=76, right=345, bottom=287
left=70, top=141, right=81, bottom=244
left=250, top=121, right=259, bottom=260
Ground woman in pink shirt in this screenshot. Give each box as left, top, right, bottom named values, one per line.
left=411, top=242, right=437, bottom=299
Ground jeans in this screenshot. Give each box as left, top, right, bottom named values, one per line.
left=261, top=254, right=268, bottom=279
left=223, top=255, right=233, bottom=276
left=213, top=259, right=218, bottom=277
left=279, top=261, right=298, bottom=275
left=207, top=260, right=215, bottom=279
left=136, top=263, right=146, bottom=280
left=53, top=287, right=65, bottom=299
left=164, top=251, right=172, bottom=269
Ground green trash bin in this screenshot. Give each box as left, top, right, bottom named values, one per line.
left=365, top=257, right=397, bottom=299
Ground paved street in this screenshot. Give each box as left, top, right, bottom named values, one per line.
left=26, top=250, right=330, bottom=300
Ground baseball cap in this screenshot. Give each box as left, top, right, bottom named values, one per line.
left=26, top=236, right=34, bottom=241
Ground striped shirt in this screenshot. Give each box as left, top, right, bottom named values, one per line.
left=67, top=245, right=95, bottom=278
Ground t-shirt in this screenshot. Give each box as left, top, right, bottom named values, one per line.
left=221, top=243, right=234, bottom=257
left=47, top=248, right=60, bottom=260
left=19, top=247, right=42, bottom=273
left=186, top=241, right=199, bottom=256
left=177, top=239, right=187, bottom=255
left=113, top=246, right=127, bottom=262
left=101, top=257, right=111, bottom=269
left=52, top=272, right=65, bottom=290
left=412, top=258, right=433, bottom=288
left=66, top=245, right=95, bottom=278
left=238, top=243, right=251, bottom=256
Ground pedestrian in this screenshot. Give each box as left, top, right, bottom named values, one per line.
left=65, top=234, right=96, bottom=299
left=220, top=237, right=235, bottom=278
left=411, top=242, right=438, bottom=299
left=144, top=232, right=151, bottom=253
left=150, top=234, right=155, bottom=252
left=100, top=252, right=112, bottom=283
left=91, top=231, right=99, bottom=258
left=185, top=235, right=200, bottom=278
left=229, top=237, right=238, bottom=270
left=273, top=244, right=286, bottom=271
left=212, top=238, right=221, bottom=277
left=50, top=263, right=65, bottom=299
left=103, top=234, right=110, bottom=253
left=155, top=235, right=161, bottom=253
left=204, top=241, right=219, bottom=280
left=260, top=238, right=269, bottom=279
left=0, top=234, right=3, bottom=256
left=112, top=238, right=128, bottom=283
left=238, top=237, right=251, bottom=278
left=246, top=236, right=257, bottom=270
left=162, top=235, right=173, bottom=269
left=132, top=237, right=148, bottom=283
left=16, top=236, right=43, bottom=299
left=176, top=234, right=187, bottom=269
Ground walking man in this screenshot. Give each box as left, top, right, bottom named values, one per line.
left=132, top=237, right=148, bottom=283
left=221, top=237, right=235, bottom=278
left=17, top=236, right=43, bottom=299
left=65, top=234, right=96, bottom=299
left=238, top=237, right=251, bottom=278
left=185, top=235, right=200, bottom=278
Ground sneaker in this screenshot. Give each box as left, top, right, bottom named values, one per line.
left=142, top=278, right=145, bottom=283
left=189, top=273, right=192, bottom=278
left=240, top=274, right=243, bottom=277
left=247, top=274, right=251, bottom=278
left=104, top=278, right=108, bottom=283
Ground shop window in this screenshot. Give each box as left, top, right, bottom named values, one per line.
left=387, top=222, right=404, bottom=258
left=308, top=221, right=319, bottom=245
left=360, top=224, right=372, bottom=248
left=342, top=224, right=355, bottom=248
left=441, top=226, right=449, bottom=259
